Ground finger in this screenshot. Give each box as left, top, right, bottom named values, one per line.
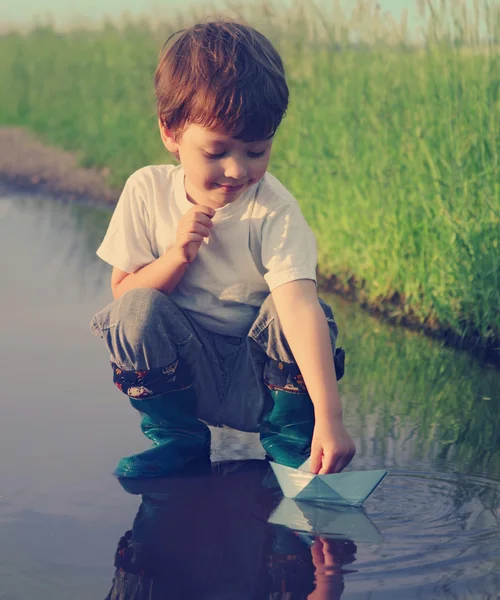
left=309, top=440, right=323, bottom=474
left=318, top=452, right=336, bottom=475
left=188, top=222, right=211, bottom=238
left=192, top=204, right=216, bottom=219
left=195, top=214, right=214, bottom=228
left=310, top=538, right=325, bottom=564
left=323, top=452, right=353, bottom=474
left=337, top=443, right=356, bottom=473
left=319, top=449, right=348, bottom=475
left=319, top=537, right=336, bottom=569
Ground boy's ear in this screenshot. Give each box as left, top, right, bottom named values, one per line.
left=158, top=119, right=179, bottom=154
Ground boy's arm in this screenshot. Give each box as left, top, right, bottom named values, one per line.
left=271, top=279, right=355, bottom=474
left=111, top=249, right=188, bottom=299
left=111, top=204, right=215, bottom=300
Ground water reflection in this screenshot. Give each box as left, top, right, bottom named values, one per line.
left=333, top=296, right=500, bottom=476
left=107, top=458, right=500, bottom=599
left=106, top=460, right=357, bottom=600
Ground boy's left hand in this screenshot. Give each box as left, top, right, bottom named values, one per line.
left=310, top=417, right=356, bottom=475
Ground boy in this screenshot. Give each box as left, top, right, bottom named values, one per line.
left=90, top=18, right=355, bottom=478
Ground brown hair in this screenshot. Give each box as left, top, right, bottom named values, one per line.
left=155, top=18, right=289, bottom=143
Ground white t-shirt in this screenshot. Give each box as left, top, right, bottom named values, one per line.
left=97, top=164, right=317, bottom=336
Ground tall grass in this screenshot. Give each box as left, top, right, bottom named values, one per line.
left=0, top=0, right=499, bottom=349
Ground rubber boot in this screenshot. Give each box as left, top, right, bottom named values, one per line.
left=259, top=388, right=315, bottom=469
left=112, top=360, right=211, bottom=478
left=259, top=348, right=345, bottom=469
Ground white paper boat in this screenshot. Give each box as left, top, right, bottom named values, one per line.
left=270, top=458, right=388, bottom=507
left=268, top=497, right=384, bottom=544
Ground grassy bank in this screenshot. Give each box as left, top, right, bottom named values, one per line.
left=1, top=0, right=499, bottom=355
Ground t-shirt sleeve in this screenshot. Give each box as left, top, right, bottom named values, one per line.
left=261, top=201, right=317, bottom=290
left=96, top=172, right=156, bottom=273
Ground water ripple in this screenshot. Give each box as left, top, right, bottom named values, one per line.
left=347, top=469, right=500, bottom=596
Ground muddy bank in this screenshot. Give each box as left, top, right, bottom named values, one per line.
left=0, top=127, right=120, bottom=205
left=1, top=126, right=498, bottom=365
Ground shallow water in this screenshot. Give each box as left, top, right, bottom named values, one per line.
left=0, top=189, right=499, bottom=599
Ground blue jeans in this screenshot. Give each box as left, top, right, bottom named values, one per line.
left=90, top=288, right=340, bottom=432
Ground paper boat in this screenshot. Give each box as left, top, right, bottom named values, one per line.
left=270, top=458, right=388, bottom=507
left=269, top=497, right=384, bottom=544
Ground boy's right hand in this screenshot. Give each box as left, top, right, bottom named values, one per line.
left=174, top=205, right=215, bottom=264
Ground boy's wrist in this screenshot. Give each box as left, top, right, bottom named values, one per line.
left=165, top=245, right=191, bottom=267
left=312, top=399, right=343, bottom=422
left=315, top=408, right=344, bottom=423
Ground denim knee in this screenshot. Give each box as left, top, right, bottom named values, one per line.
left=90, top=288, right=200, bottom=370
left=247, top=293, right=344, bottom=391
left=248, top=293, right=339, bottom=362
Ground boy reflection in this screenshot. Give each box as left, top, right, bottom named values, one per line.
left=105, top=460, right=356, bottom=600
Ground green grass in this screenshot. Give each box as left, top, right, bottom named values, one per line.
left=0, top=0, right=499, bottom=349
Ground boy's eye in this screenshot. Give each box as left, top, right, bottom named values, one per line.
left=204, top=152, right=225, bottom=159
left=204, top=151, right=266, bottom=159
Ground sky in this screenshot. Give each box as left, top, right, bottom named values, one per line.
left=1, top=0, right=421, bottom=29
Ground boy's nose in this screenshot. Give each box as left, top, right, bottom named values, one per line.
left=223, top=158, right=247, bottom=181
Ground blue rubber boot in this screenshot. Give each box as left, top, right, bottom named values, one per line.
left=259, top=388, right=315, bottom=469
left=112, top=360, right=211, bottom=478
left=259, top=348, right=345, bottom=469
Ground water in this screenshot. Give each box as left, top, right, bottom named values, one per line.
left=0, top=188, right=499, bottom=599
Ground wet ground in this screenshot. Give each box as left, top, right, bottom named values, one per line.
left=0, top=189, right=499, bottom=599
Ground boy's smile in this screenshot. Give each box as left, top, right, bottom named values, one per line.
left=160, top=122, right=273, bottom=210
left=216, top=183, right=245, bottom=193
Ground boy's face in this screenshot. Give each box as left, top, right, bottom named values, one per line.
left=159, top=121, right=273, bottom=210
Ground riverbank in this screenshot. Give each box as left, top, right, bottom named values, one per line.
left=1, top=125, right=498, bottom=365
left=0, top=128, right=119, bottom=205
left=317, top=272, right=500, bottom=366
